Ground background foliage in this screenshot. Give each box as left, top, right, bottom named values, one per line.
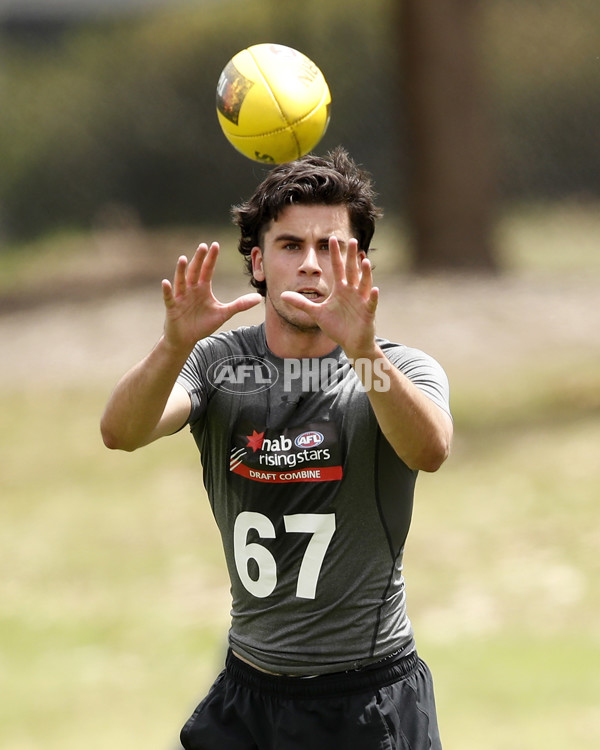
left=0, top=0, right=599, bottom=242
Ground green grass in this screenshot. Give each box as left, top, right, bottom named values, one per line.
left=429, top=635, right=600, bottom=749
left=1, top=375, right=599, bottom=749
left=0, top=230, right=86, bottom=295
left=1, top=388, right=230, bottom=750
left=498, top=200, right=600, bottom=272
left=408, top=372, right=600, bottom=749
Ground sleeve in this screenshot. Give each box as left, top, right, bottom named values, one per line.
left=176, top=326, right=258, bottom=426
left=380, top=342, right=452, bottom=418
left=176, top=343, right=211, bottom=425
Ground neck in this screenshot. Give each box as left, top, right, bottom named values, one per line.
left=263, top=313, right=339, bottom=359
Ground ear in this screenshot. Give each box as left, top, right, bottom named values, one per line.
left=251, top=246, right=265, bottom=282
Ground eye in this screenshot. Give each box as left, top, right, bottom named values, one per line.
left=319, top=242, right=330, bottom=252
left=283, top=242, right=300, bottom=251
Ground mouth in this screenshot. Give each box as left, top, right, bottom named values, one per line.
left=296, top=289, right=323, bottom=300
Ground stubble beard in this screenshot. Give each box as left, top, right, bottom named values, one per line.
left=266, top=288, right=321, bottom=334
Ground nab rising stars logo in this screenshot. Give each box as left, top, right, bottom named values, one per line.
left=229, top=424, right=342, bottom=484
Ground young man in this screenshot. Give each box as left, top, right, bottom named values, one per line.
left=101, top=148, right=453, bottom=750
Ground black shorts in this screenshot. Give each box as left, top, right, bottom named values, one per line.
left=180, top=649, right=442, bottom=750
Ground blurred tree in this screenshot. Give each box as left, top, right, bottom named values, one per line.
left=400, top=0, right=497, bottom=271
left=1, top=0, right=598, bottom=257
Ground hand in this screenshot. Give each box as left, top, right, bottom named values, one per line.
left=281, top=237, right=379, bottom=359
left=161, top=242, right=262, bottom=351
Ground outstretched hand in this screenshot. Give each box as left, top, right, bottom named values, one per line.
left=281, top=237, right=379, bottom=359
left=162, top=242, right=262, bottom=350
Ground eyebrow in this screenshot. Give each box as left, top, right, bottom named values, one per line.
left=273, top=233, right=303, bottom=243
left=272, top=233, right=346, bottom=247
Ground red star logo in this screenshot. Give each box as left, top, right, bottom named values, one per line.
left=245, top=430, right=265, bottom=452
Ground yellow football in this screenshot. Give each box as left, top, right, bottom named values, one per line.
left=216, top=43, right=331, bottom=164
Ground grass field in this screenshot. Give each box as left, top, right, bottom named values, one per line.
left=1, top=203, right=599, bottom=749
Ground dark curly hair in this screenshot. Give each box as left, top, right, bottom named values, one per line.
left=232, top=147, right=383, bottom=296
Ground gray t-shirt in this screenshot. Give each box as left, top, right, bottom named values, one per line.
left=177, top=323, right=450, bottom=675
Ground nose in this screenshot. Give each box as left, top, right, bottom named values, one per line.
left=298, top=246, right=321, bottom=275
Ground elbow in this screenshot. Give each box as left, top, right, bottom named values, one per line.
left=418, top=450, right=449, bottom=473
left=417, top=413, right=453, bottom=472
left=417, top=434, right=452, bottom=473
left=405, top=431, right=451, bottom=473
left=100, top=421, right=137, bottom=452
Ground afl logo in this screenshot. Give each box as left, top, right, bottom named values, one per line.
left=294, top=430, right=324, bottom=449
left=207, top=355, right=279, bottom=394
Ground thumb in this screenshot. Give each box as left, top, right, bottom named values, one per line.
left=280, top=290, right=319, bottom=314
left=224, top=292, right=263, bottom=316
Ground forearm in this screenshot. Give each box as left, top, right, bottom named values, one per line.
left=100, top=336, right=192, bottom=451
left=352, top=344, right=452, bottom=472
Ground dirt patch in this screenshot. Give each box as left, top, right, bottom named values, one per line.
left=1, top=264, right=599, bottom=389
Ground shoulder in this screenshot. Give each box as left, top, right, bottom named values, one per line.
left=376, top=337, right=451, bottom=414
left=376, top=337, right=445, bottom=372
left=191, top=324, right=266, bottom=361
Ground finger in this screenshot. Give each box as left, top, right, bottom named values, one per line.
left=357, top=256, right=373, bottom=298
left=187, top=244, right=209, bottom=286
left=345, top=238, right=360, bottom=287
left=367, top=285, right=379, bottom=314
left=161, top=278, right=174, bottom=307
left=198, top=242, right=220, bottom=284
left=328, top=236, right=346, bottom=284
left=173, top=255, right=189, bottom=298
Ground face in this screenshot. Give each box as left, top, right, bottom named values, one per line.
left=251, top=203, right=357, bottom=333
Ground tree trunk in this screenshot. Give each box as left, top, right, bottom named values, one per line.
left=400, top=0, right=497, bottom=271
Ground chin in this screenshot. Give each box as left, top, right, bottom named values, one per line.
left=267, top=295, right=316, bottom=332
left=279, top=308, right=321, bottom=333
left=286, top=315, right=321, bottom=333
